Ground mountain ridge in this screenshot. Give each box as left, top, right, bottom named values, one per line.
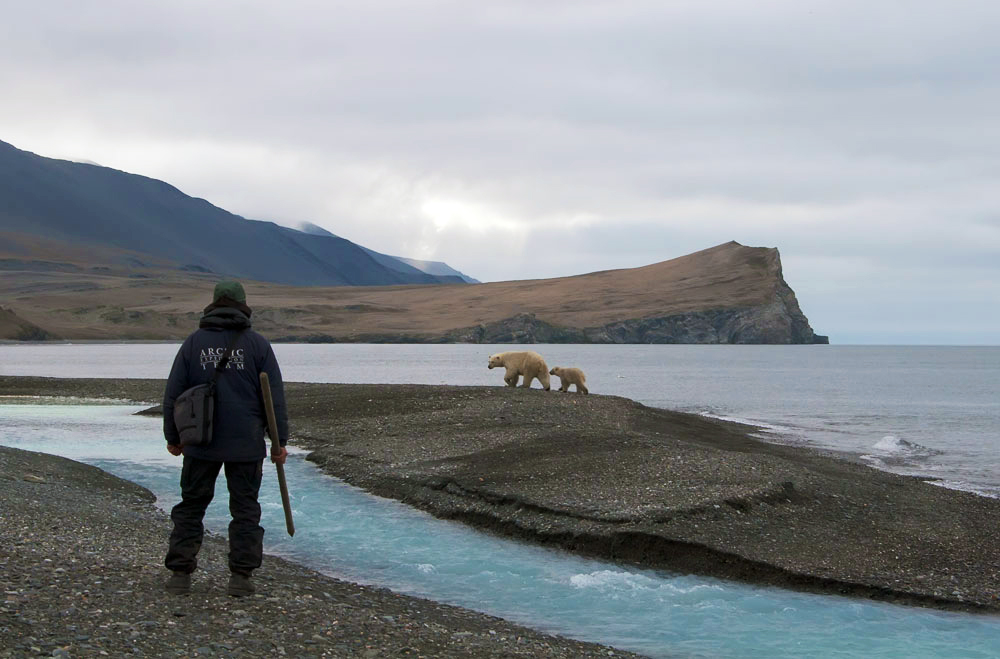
left=0, top=139, right=826, bottom=344
left=296, top=221, right=477, bottom=283
left=0, top=139, right=468, bottom=287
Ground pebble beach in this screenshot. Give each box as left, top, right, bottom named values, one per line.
left=0, top=444, right=638, bottom=658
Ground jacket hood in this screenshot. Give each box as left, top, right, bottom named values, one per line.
left=199, top=306, right=252, bottom=330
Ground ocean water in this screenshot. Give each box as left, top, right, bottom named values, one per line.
left=2, top=343, right=998, bottom=497
left=2, top=403, right=1000, bottom=659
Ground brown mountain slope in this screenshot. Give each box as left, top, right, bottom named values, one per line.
left=0, top=241, right=827, bottom=343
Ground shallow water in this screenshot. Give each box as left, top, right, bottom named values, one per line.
left=3, top=403, right=999, bottom=659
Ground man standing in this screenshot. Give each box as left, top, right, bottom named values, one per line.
left=162, top=281, right=289, bottom=597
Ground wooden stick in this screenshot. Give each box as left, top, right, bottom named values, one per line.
left=260, top=371, right=295, bottom=537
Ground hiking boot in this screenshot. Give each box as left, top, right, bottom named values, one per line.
left=165, top=571, right=191, bottom=595
left=228, top=573, right=255, bottom=597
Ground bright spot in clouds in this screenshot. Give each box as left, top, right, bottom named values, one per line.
left=420, top=196, right=521, bottom=234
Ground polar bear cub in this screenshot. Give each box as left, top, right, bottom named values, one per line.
left=488, top=351, right=551, bottom=390
left=548, top=366, right=588, bottom=394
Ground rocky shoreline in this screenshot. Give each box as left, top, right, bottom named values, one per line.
left=2, top=376, right=998, bottom=635
left=1, top=443, right=637, bottom=657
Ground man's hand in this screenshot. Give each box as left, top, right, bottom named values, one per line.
left=167, top=444, right=183, bottom=456
left=271, top=445, right=288, bottom=465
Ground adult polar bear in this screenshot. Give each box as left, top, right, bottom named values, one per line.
left=488, top=351, right=551, bottom=390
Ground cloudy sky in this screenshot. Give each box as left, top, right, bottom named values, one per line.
left=2, top=0, right=998, bottom=343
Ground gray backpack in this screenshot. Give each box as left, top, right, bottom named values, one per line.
left=173, top=331, right=243, bottom=447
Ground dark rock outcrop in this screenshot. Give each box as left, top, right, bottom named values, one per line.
left=444, top=296, right=827, bottom=345
left=0, top=306, right=58, bottom=341
left=444, top=313, right=588, bottom=343
left=586, top=299, right=827, bottom=345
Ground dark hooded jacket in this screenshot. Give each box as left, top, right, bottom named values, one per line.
left=162, top=304, right=288, bottom=462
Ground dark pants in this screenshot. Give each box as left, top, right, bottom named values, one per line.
left=165, top=456, right=264, bottom=576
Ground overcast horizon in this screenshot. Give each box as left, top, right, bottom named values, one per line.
left=2, top=1, right=998, bottom=344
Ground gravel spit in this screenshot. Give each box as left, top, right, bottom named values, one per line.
left=3, top=375, right=999, bottom=624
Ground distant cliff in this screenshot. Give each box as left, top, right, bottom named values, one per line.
left=436, top=242, right=826, bottom=344
left=270, top=242, right=827, bottom=345
left=1, top=235, right=827, bottom=344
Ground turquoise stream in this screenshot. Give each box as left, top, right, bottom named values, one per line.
left=2, top=402, right=999, bottom=658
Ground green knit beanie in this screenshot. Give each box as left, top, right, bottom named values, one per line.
left=213, top=281, right=246, bottom=303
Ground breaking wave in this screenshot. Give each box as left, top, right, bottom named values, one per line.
left=867, top=435, right=941, bottom=461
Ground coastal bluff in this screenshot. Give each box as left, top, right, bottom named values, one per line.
left=0, top=241, right=827, bottom=344
left=1, top=376, right=996, bottom=615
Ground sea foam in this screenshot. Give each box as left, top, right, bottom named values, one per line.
left=868, top=435, right=941, bottom=460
